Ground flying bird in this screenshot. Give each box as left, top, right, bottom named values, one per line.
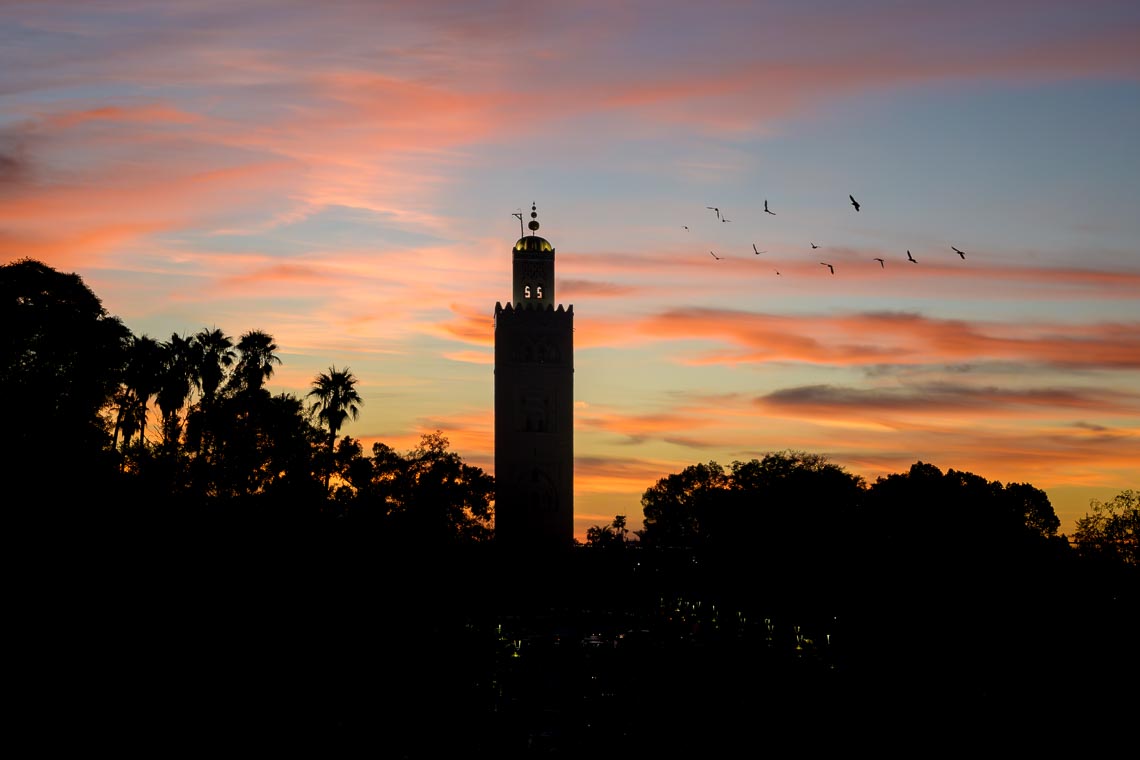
left=764, top=200, right=775, bottom=215
left=706, top=206, right=720, bottom=221
left=952, top=246, right=966, bottom=259
left=810, top=243, right=820, bottom=249
left=873, top=257, right=885, bottom=268
left=753, top=244, right=766, bottom=255
left=710, top=250, right=722, bottom=260
left=907, top=250, right=917, bottom=263
left=821, top=262, right=834, bottom=274
left=682, top=225, right=689, bottom=230
left=849, top=194, right=860, bottom=212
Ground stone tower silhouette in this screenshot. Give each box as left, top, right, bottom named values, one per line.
left=494, top=204, right=574, bottom=550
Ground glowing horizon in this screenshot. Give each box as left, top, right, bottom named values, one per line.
left=3, top=1, right=1138, bottom=540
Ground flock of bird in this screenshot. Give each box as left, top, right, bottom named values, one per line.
left=695, top=194, right=970, bottom=276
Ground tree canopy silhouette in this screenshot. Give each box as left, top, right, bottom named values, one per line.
left=639, top=451, right=865, bottom=552
left=1074, top=489, right=1138, bottom=568
left=333, top=432, right=494, bottom=546
left=2, top=258, right=130, bottom=504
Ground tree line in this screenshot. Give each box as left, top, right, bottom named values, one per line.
left=588, top=453, right=1135, bottom=571
left=2, top=257, right=493, bottom=544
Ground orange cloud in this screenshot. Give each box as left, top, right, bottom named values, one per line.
left=578, top=406, right=723, bottom=445
left=575, top=454, right=685, bottom=497
left=43, top=104, right=201, bottom=129
left=0, top=222, right=172, bottom=269
left=431, top=303, right=496, bottom=347
left=442, top=350, right=494, bottom=365
left=352, top=406, right=495, bottom=468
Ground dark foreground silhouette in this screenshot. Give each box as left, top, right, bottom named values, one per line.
left=6, top=257, right=1137, bottom=754
left=16, top=508, right=1138, bottom=756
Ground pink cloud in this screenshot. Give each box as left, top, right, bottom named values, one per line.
left=596, top=14, right=1140, bottom=133
left=638, top=308, right=1140, bottom=369
left=559, top=279, right=639, bottom=298
left=216, top=263, right=334, bottom=287
left=758, top=383, right=1140, bottom=419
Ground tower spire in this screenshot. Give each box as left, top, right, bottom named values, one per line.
left=528, top=202, right=540, bottom=236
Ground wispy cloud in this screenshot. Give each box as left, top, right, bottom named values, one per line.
left=639, top=308, right=1140, bottom=369
left=559, top=279, right=639, bottom=298
left=575, top=454, right=686, bottom=496
left=578, top=406, right=724, bottom=445
left=758, top=382, right=1140, bottom=417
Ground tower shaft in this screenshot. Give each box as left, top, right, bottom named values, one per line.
left=494, top=207, right=574, bottom=550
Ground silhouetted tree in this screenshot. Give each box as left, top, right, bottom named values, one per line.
left=156, top=332, right=196, bottom=449
left=639, top=461, right=728, bottom=548
left=1001, top=481, right=1062, bottom=540
left=855, top=461, right=1074, bottom=694
left=204, top=389, right=322, bottom=502
left=112, top=333, right=163, bottom=452
left=187, top=329, right=290, bottom=498
left=335, top=432, right=494, bottom=546
left=307, top=365, right=363, bottom=488
left=1074, top=489, right=1138, bottom=568
left=183, top=326, right=236, bottom=461
left=715, top=451, right=866, bottom=543
left=394, top=431, right=494, bottom=545
left=2, top=258, right=130, bottom=503
left=638, top=451, right=865, bottom=556
left=586, top=514, right=629, bottom=549
left=230, top=329, right=281, bottom=396
left=191, top=326, right=236, bottom=407
left=257, top=392, right=326, bottom=507
left=337, top=440, right=406, bottom=522
left=865, top=461, right=1064, bottom=556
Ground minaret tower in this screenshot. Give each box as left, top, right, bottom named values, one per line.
left=494, top=203, right=574, bottom=550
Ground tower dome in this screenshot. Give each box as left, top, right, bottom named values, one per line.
left=513, top=235, right=552, bottom=253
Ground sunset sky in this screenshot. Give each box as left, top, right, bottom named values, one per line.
left=3, top=1, right=1138, bottom=540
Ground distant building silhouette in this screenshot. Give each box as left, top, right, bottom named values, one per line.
left=494, top=204, right=574, bottom=550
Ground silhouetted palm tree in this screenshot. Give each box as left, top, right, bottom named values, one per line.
left=184, top=327, right=236, bottom=460
left=113, top=333, right=163, bottom=450
left=232, top=330, right=281, bottom=395
left=156, top=332, right=196, bottom=448
left=192, top=327, right=235, bottom=408
left=307, top=365, right=363, bottom=454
